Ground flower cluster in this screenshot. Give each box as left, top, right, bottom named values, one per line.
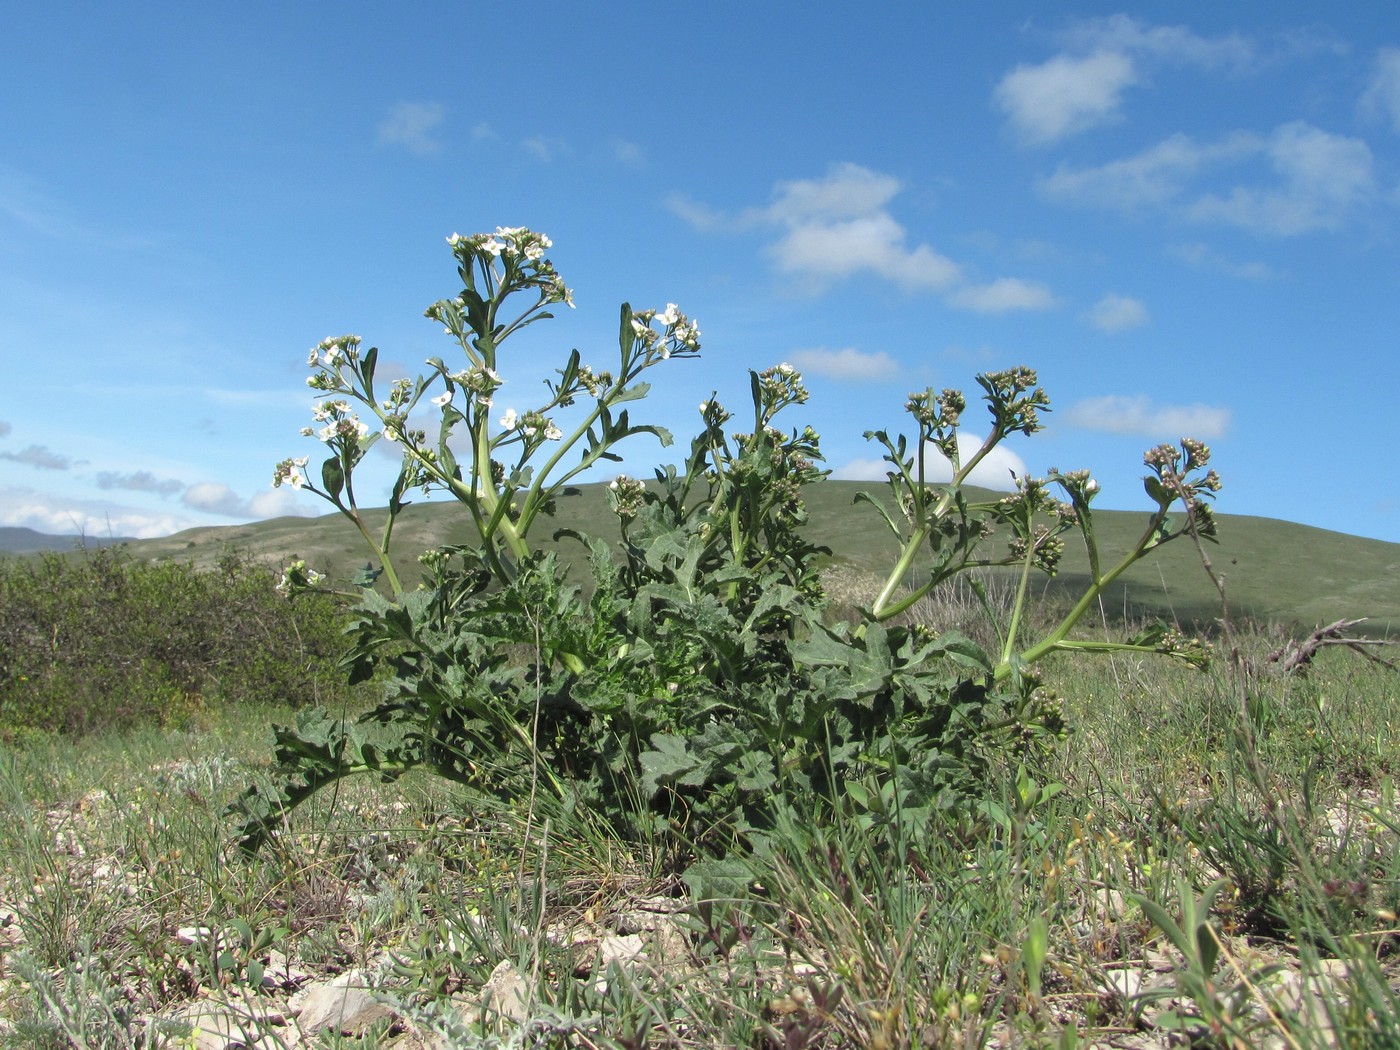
left=305, top=336, right=360, bottom=393
left=630, top=304, right=702, bottom=362
left=756, top=363, right=809, bottom=413
left=498, top=408, right=563, bottom=441
left=272, top=456, right=309, bottom=490
left=275, top=559, right=325, bottom=596
left=607, top=474, right=647, bottom=521
left=447, top=226, right=553, bottom=264
left=443, top=227, right=574, bottom=309
left=980, top=367, right=1049, bottom=437
left=306, top=400, right=370, bottom=445
left=1143, top=439, right=1223, bottom=536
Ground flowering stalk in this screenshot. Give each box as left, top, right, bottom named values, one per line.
left=863, top=369, right=1049, bottom=621
left=994, top=440, right=1221, bottom=681
left=859, top=372, right=1220, bottom=678
left=276, top=228, right=698, bottom=596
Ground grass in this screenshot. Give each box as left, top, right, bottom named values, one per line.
left=1, top=571, right=1397, bottom=1049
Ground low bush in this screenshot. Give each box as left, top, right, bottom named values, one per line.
left=0, top=547, right=356, bottom=738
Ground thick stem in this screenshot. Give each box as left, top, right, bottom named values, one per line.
left=994, top=511, right=1168, bottom=682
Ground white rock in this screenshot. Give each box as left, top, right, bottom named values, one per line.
left=479, top=959, right=530, bottom=1024
left=295, top=970, right=395, bottom=1036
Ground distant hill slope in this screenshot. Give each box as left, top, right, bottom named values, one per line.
left=0, top=527, right=136, bottom=554
left=38, top=482, right=1400, bottom=636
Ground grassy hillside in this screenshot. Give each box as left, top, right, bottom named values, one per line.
left=109, top=480, right=1399, bottom=636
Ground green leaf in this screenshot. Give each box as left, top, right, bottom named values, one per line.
left=321, top=457, right=345, bottom=502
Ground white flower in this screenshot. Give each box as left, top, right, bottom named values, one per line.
left=431, top=391, right=453, bottom=407
left=656, top=303, right=681, bottom=326
left=499, top=408, right=519, bottom=431
left=481, top=238, right=505, bottom=256
left=699, top=402, right=709, bottom=413
left=544, top=421, right=563, bottom=441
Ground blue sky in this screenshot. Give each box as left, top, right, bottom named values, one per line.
left=3, top=2, right=1399, bottom=544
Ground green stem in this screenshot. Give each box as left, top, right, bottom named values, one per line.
left=994, top=511, right=1168, bottom=682
left=999, top=534, right=1037, bottom=670
left=870, top=431, right=1000, bottom=621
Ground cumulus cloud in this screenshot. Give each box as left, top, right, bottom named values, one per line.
left=96, top=470, right=185, bottom=497
left=1042, top=123, right=1374, bottom=236
left=0, top=486, right=191, bottom=540
left=1086, top=294, right=1149, bottom=333
left=1187, top=122, right=1376, bottom=235
left=181, top=482, right=250, bottom=517
left=995, top=51, right=1137, bottom=145
left=1066, top=395, right=1230, bottom=439
left=947, top=278, right=1057, bottom=313
left=376, top=101, right=446, bottom=156
left=756, top=166, right=962, bottom=293
left=995, top=17, right=1255, bottom=146
left=0, top=444, right=71, bottom=470
left=1361, top=48, right=1400, bottom=134
left=788, top=347, right=900, bottom=381
left=671, top=164, right=1053, bottom=310
left=834, top=435, right=1027, bottom=492
left=179, top=481, right=316, bottom=521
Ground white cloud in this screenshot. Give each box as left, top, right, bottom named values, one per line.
left=947, top=278, right=1057, bottom=313
left=833, top=434, right=1027, bottom=492
left=247, top=487, right=314, bottom=520
left=1361, top=48, right=1400, bottom=134
left=376, top=102, right=446, bottom=156
left=770, top=212, right=962, bottom=292
left=1086, top=294, right=1149, bottom=333
left=672, top=163, right=1052, bottom=307
left=182, top=482, right=250, bottom=516
left=612, top=139, right=644, bottom=165
left=1187, top=122, right=1375, bottom=235
left=788, top=347, right=900, bottom=381
left=0, top=486, right=193, bottom=539
left=995, top=17, right=1255, bottom=146
left=1169, top=242, right=1277, bottom=281
left=1042, top=123, right=1374, bottom=236
left=181, top=480, right=317, bottom=521
left=995, top=51, right=1137, bottom=145
left=921, top=435, right=1027, bottom=489
left=1057, top=15, right=1254, bottom=70
left=1040, top=132, right=1259, bottom=212
left=1066, top=395, right=1230, bottom=439
left=521, top=136, right=570, bottom=162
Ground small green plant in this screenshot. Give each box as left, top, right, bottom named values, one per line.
left=232, top=227, right=1222, bottom=861
left=1130, top=878, right=1287, bottom=1047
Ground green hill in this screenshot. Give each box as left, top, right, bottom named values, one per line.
left=104, top=481, right=1399, bottom=637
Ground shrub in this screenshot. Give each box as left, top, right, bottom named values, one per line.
left=0, top=548, right=356, bottom=738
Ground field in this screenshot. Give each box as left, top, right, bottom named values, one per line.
left=1, top=505, right=1398, bottom=1047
